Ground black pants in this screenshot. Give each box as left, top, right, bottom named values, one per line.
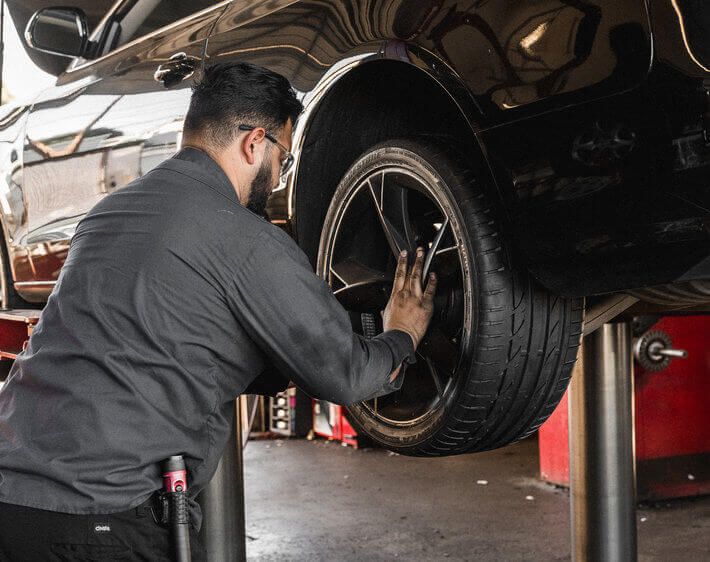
left=0, top=496, right=206, bottom=561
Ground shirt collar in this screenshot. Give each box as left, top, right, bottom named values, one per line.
left=171, top=145, right=241, bottom=205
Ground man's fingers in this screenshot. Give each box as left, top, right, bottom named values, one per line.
left=392, top=250, right=408, bottom=294
left=409, top=247, right=425, bottom=295
left=423, top=272, right=437, bottom=300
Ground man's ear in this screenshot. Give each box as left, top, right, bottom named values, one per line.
left=240, top=129, right=266, bottom=166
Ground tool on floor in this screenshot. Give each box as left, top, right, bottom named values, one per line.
left=162, top=455, right=192, bottom=562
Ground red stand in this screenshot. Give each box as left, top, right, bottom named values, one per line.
left=0, top=310, right=40, bottom=360
left=312, top=400, right=363, bottom=448
left=540, top=316, right=710, bottom=500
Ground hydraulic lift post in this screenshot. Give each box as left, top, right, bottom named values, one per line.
left=198, top=399, right=247, bottom=562
left=568, top=321, right=637, bottom=562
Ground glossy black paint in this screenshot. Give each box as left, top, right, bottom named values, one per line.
left=480, top=0, right=710, bottom=295
left=2, top=3, right=225, bottom=299
left=25, top=7, right=91, bottom=59
left=0, top=0, right=707, bottom=301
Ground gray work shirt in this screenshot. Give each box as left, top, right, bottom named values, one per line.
left=0, top=146, right=414, bottom=528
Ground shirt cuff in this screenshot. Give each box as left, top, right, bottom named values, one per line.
left=378, top=329, right=417, bottom=367
left=358, top=329, right=416, bottom=400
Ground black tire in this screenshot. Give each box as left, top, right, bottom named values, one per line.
left=316, top=138, right=584, bottom=456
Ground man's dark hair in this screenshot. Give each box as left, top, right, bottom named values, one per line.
left=184, top=62, right=303, bottom=148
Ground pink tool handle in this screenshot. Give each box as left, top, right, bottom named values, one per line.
left=163, top=469, right=187, bottom=493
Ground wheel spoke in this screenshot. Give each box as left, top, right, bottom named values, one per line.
left=367, top=176, right=409, bottom=258
left=423, top=218, right=450, bottom=281
left=425, top=355, right=444, bottom=398
left=330, top=258, right=391, bottom=311
left=386, top=181, right=417, bottom=251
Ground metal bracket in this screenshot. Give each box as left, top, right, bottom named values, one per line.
left=582, top=295, right=638, bottom=337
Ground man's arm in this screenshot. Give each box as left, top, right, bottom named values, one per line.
left=226, top=226, right=416, bottom=405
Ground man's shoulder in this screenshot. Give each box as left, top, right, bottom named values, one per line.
left=82, top=162, right=269, bottom=243
left=134, top=160, right=220, bottom=197
left=247, top=223, right=313, bottom=272
left=107, top=160, right=263, bottom=225
left=253, top=223, right=302, bottom=254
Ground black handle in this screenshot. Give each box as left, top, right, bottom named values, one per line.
left=171, top=491, right=191, bottom=562
left=162, top=455, right=192, bottom=562
left=154, top=52, right=197, bottom=87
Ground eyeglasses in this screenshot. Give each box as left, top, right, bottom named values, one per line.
left=238, top=124, right=294, bottom=178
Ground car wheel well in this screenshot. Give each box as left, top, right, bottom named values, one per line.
left=294, top=60, right=482, bottom=268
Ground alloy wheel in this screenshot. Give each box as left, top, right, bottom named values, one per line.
left=320, top=165, right=472, bottom=426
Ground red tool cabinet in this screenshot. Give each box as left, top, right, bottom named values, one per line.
left=312, top=400, right=365, bottom=448
left=539, top=316, right=710, bottom=500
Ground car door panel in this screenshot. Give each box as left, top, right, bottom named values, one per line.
left=15, top=4, right=227, bottom=300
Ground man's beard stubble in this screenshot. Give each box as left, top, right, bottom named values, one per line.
left=246, top=154, right=275, bottom=218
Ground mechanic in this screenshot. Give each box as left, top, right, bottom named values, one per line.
left=0, top=62, right=437, bottom=560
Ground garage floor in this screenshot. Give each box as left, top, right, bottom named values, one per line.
left=243, top=437, right=710, bottom=561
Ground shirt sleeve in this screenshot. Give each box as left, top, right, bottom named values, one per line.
left=242, top=359, right=290, bottom=397
left=225, top=225, right=416, bottom=406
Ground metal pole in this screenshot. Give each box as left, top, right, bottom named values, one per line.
left=568, top=322, right=637, bottom=562
left=198, top=399, right=247, bottom=562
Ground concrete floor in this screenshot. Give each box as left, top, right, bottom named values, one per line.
left=243, top=437, right=710, bottom=561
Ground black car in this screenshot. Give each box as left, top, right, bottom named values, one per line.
left=0, top=0, right=708, bottom=455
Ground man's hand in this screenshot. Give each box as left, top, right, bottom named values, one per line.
left=383, top=247, right=437, bottom=380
